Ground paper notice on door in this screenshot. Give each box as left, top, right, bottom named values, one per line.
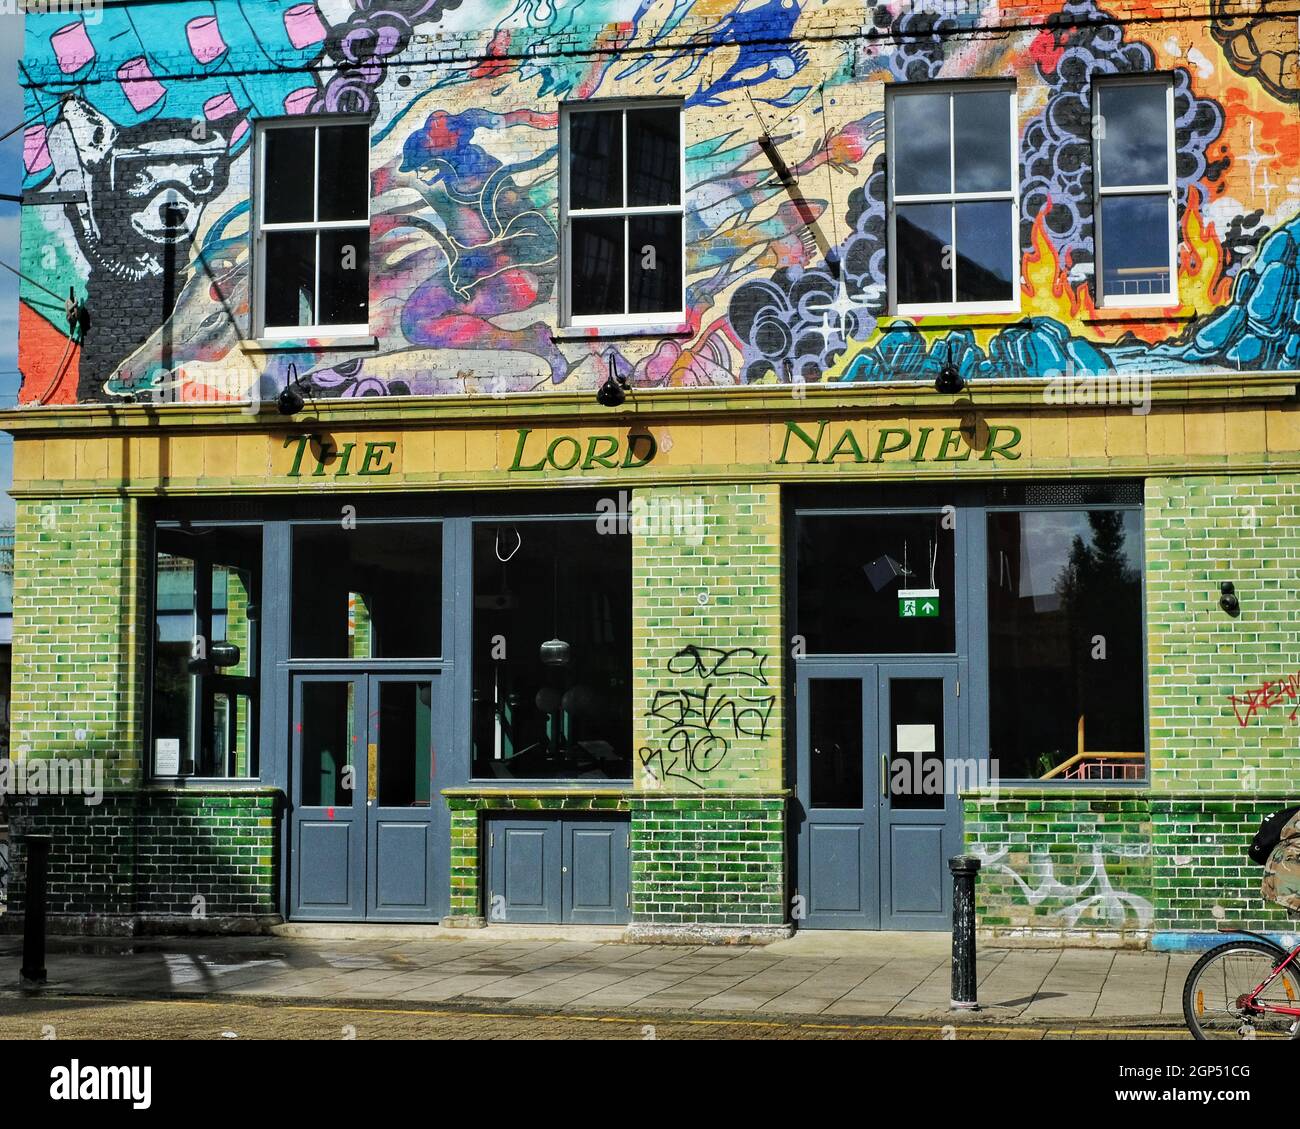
left=896, top=724, right=936, bottom=754
left=155, top=738, right=181, bottom=775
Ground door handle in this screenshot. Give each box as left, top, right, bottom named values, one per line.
left=881, top=753, right=888, bottom=798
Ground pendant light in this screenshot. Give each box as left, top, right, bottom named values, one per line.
left=539, top=552, right=571, bottom=667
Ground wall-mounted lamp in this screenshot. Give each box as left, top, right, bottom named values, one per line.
left=277, top=363, right=311, bottom=416
left=1219, top=581, right=1240, bottom=617
left=597, top=352, right=630, bottom=408
left=935, top=339, right=965, bottom=395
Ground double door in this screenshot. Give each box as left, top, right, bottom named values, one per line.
left=290, top=672, right=447, bottom=921
left=795, top=662, right=962, bottom=930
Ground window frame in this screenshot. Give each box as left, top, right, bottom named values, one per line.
left=1092, top=74, right=1178, bottom=309
left=148, top=520, right=264, bottom=784
left=983, top=500, right=1148, bottom=784
left=468, top=513, right=634, bottom=785
left=886, top=82, right=1021, bottom=317
left=559, top=99, right=687, bottom=329
left=253, top=116, right=372, bottom=339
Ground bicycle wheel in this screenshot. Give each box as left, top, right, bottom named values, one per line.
left=1183, top=941, right=1300, bottom=1040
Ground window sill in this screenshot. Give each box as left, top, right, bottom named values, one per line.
left=1084, top=309, right=1193, bottom=324
left=551, top=324, right=692, bottom=343
left=239, top=335, right=378, bottom=353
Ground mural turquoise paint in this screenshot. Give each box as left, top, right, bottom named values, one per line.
left=16, top=0, right=1300, bottom=405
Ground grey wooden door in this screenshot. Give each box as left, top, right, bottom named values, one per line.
left=365, top=674, right=444, bottom=921
left=877, top=663, right=961, bottom=930
left=795, top=662, right=961, bottom=930
left=486, top=817, right=630, bottom=924
left=796, top=666, right=880, bottom=929
left=291, top=672, right=444, bottom=921
left=291, top=675, right=366, bottom=920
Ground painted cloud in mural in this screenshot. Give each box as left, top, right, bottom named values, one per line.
left=15, top=0, right=1300, bottom=404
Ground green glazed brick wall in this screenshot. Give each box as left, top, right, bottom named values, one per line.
left=5, top=793, right=279, bottom=923
left=631, top=797, right=785, bottom=927
left=5, top=795, right=136, bottom=917
left=135, top=792, right=279, bottom=918
left=1152, top=796, right=1299, bottom=933
left=632, top=482, right=784, bottom=793
left=963, top=793, right=1154, bottom=936
left=1146, top=474, right=1300, bottom=794
left=446, top=793, right=630, bottom=917
left=10, top=496, right=146, bottom=787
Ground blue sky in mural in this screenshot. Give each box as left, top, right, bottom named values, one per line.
left=0, top=11, right=20, bottom=526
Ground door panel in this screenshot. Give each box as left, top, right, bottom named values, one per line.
left=564, top=821, right=629, bottom=924
left=796, top=667, right=878, bottom=929
left=878, top=664, right=961, bottom=930
left=489, top=820, right=560, bottom=923
left=291, top=677, right=364, bottom=920
left=372, top=821, right=430, bottom=910
left=366, top=676, right=441, bottom=921
left=808, top=824, right=865, bottom=914
left=296, top=821, right=355, bottom=908
left=886, top=824, right=946, bottom=914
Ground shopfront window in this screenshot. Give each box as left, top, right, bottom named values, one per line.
left=796, top=512, right=956, bottom=654
left=471, top=520, right=632, bottom=780
left=152, top=525, right=261, bottom=778
left=291, top=523, right=442, bottom=658
left=987, top=508, right=1145, bottom=780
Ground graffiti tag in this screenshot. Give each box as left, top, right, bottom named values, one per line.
left=1229, top=671, right=1300, bottom=727
left=640, top=645, right=775, bottom=789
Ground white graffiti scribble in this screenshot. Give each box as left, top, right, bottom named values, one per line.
left=972, top=842, right=1154, bottom=930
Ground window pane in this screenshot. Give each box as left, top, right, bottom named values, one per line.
left=571, top=216, right=624, bottom=316
left=264, top=231, right=316, bottom=328
left=796, top=513, right=956, bottom=654
left=291, top=524, right=442, bottom=658
left=810, top=679, right=863, bottom=809
left=955, top=201, right=1014, bottom=302
left=895, top=203, right=952, bottom=305
left=263, top=127, right=315, bottom=223
left=569, top=110, right=622, bottom=209
left=472, top=521, right=632, bottom=781
left=318, top=125, right=369, bottom=221
left=627, top=107, right=680, bottom=206
left=1098, top=82, right=1168, bottom=187
left=953, top=90, right=1011, bottom=193
left=987, top=509, right=1145, bottom=780
left=628, top=214, right=681, bottom=314
left=887, top=678, right=944, bottom=811
left=153, top=549, right=195, bottom=776
left=377, top=681, right=433, bottom=807
left=893, top=92, right=951, bottom=196
left=153, top=525, right=261, bottom=779
left=301, top=681, right=354, bottom=808
left=319, top=228, right=369, bottom=326
left=1100, top=194, right=1171, bottom=299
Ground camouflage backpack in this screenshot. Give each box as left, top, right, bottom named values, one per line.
left=1260, top=808, right=1300, bottom=913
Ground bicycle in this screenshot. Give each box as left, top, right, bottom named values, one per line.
left=1183, top=922, right=1300, bottom=1039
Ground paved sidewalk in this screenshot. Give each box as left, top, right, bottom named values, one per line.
left=0, top=930, right=1197, bottom=1024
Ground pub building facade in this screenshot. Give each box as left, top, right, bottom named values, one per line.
left=4, top=0, right=1300, bottom=944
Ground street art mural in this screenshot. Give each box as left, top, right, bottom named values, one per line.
left=15, top=0, right=1300, bottom=404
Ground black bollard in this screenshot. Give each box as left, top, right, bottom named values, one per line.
left=949, top=854, right=981, bottom=1010
left=20, top=834, right=52, bottom=985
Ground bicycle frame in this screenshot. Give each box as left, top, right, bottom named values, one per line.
left=1241, top=940, right=1300, bottom=1019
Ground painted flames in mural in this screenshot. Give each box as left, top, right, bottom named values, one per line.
left=15, top=0, right=1300, bottom=404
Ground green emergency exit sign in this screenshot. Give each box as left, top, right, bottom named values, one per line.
left=898, top=588, right=940, bottom=618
